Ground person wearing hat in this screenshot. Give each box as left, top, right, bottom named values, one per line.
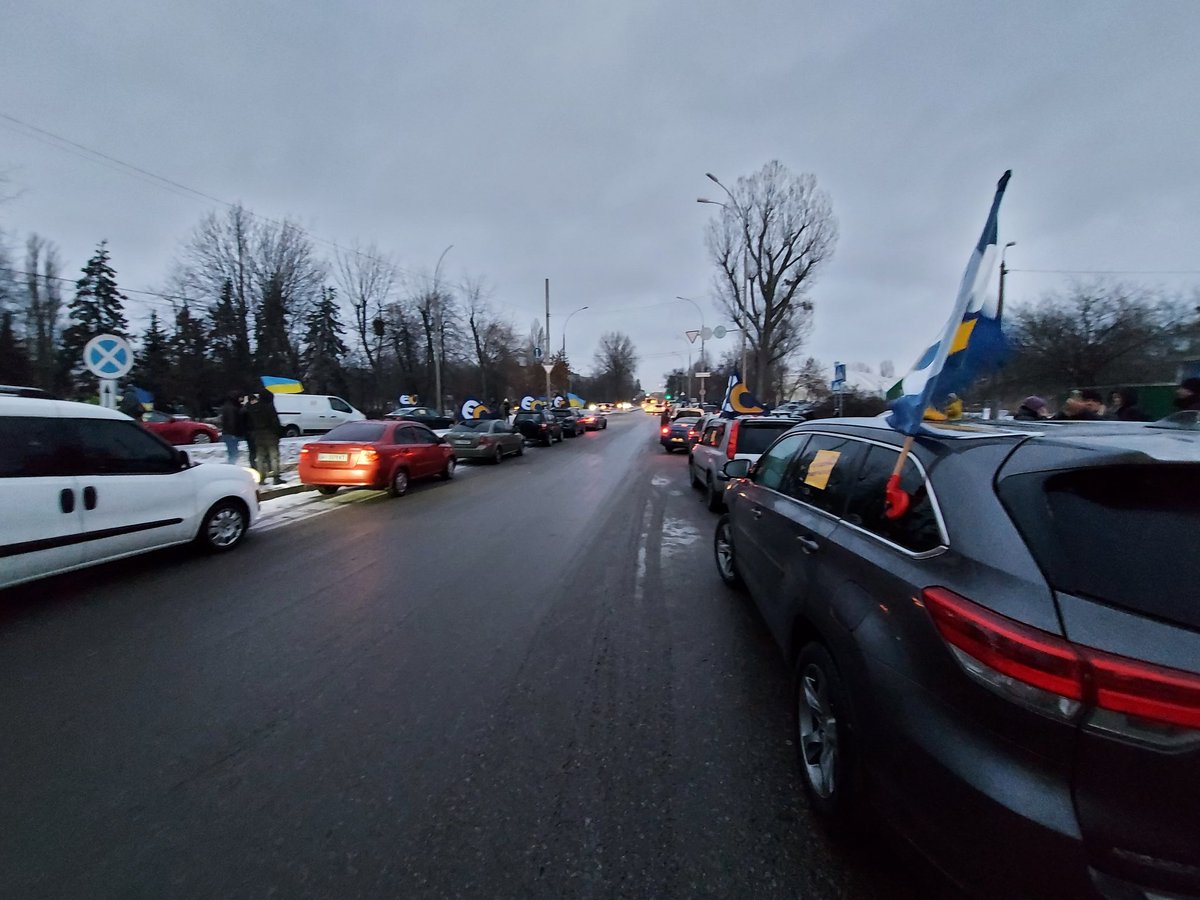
left=1176, top=377, right=1200, bottom=412
left=1110, top=387, right=1149, bottom=421
left=1014, top=396, right=1050, bottom=420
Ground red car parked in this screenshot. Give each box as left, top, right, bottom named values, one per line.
left=138, top=410, right=221, bottom=445
left=298, top=420, right=455, bottom=497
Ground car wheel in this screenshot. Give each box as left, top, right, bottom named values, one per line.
left=388, top=468, right=410, bottom=497
left=517, top=442, right=525, bottom=456
left=191, top=431, right=213, bottom=444
left=713, top=515, right=742, bottom=588
left=706, top=475, right=724, bottom=512
left=543, top=434, right=553, bottom=447
left=197, top=499, right=247, bottom=552
left=283, top=425, right=301, bottom=438
left=316, top=485, right=339, bottom=496
left=440, top=457, right=456, bottom=480
left=795, top=643, right=859, bottom=826
left=492, top=445, right=503, bottom=464
left=689, top=460, right=703, bottom=490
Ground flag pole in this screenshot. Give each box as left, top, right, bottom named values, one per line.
left=884, top=435, right=914, bottom=520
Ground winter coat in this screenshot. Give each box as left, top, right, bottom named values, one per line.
left=220, top=399, right=245, bottom=436
left=249, top=397, right=282, bottom=438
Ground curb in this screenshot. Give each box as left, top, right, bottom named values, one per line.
left=257, top=481, right=314, bottom=502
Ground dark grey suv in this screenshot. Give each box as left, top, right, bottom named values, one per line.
left=713, top=418, right=1200, bottom=899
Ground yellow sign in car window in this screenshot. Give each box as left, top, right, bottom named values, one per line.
left=804, top=449, right=841, bottom=490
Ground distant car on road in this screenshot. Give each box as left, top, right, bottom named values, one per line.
left=513, top=409, right=562, bottom=446
left=383, top=405, right=455, bottom=430
left=660, top=415, right=701, bottom=453
left=139, top=410, right=221, bottom=445
left=689, top=415, right=802, bottom=511
left=298, top=420, right=455, bottom=497
left=713, top=417, right=1200, bottom=900
left=577, top=410, right=607, bottom=431
left=444, top=419, right=525, bottom=463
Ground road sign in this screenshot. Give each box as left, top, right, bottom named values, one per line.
left=685, top=330, right=700, bottom=344
left=701, top=326, right=713, bottom=341
left=694, top=371, right=711, bottom=378
left=834, top=361, right=846, bottom=382
left=83, top=334, right=134, bottom=379
left=541, top=363, right=555, bottom=374
left=712, top=325, right=727, bottom=339
left=533, top=346, right=543, bottom=361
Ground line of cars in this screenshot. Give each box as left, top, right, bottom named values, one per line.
left=671, top=405, right=1200, bottom=898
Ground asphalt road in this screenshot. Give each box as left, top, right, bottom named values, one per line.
left=0, top=413, right=956, bottom=899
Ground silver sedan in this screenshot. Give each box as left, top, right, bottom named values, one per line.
left=444, top=419, right=525, bottom=463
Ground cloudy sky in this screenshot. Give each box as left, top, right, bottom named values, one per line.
left=3, top=0, right=1199, bottom=394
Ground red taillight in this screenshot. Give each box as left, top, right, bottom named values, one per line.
left=479, top=436, right=491, bottom=445
left=726, top=421, right=741, bottom=459
left=354, top=447, right=379, bottom=466
left=299, top=444, right=312, bottom=456
left=924, top=587, right=1200, bottom=731
left=661, top=426, right=670, bottom=435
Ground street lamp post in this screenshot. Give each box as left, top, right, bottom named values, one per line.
left=674, top=296, right=706, bottom=403
left=698, top=180, right=753, bottom=387
left=561, top=305, right=588, bottom=399
left=990, top=241, right=1017, bottom=420
left=432, top=244, right=453, bottom=415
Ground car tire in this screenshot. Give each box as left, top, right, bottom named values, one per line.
left=197, top=499, right=248, bottom=552
left=388, top=468, right=410, bottom=497
left=517, top=442, right=525, bottom=456
left=440, top=457, right=456, bottom=480
left=316, top=485, right=339, bottom=496
left=492, top=446, right=503, bottom=464
left=283, top=425, right=301, bottom=438
left=543, top=434, right=553, bottom=447
left=191, top=432, right=213, bottom=444
left=794, top=642, right=860, bottom=828
left=706, top=475, right=724, bottom=512
left=689, top=460, right=703, bottom=490
left=713, top=515, right=743, bottom=589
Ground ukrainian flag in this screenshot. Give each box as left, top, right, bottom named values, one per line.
left=887, top=171, right=1011, bottom=436
left=260, top=375, right=304, bottom=394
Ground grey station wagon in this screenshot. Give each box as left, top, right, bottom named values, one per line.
left=713, top=417, right=1200, bottom=900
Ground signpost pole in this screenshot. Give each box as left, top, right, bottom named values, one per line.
left=544, top=278, right=552, bottom=409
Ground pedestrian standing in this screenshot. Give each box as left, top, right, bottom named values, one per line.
left=1013, top=396, right=1051, bottom=420
left=1110, top=388, right=1149, bottom=421
left=242, top=395, right=258, bottom=471
left=250, top=391, right=285, bottom=485
left=1174, top=377, right=1200, bottom=412
left=502, top=398, right=512, bottom=422
left=219, top=391, right=245, bottom=464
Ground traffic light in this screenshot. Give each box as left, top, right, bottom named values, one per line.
left=665, top=392, right=673, bottom=401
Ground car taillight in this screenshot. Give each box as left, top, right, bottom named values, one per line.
left=726, top=421, right=741, bottom=458
left=923, top=587, right=1200, bottom=732
left=354, top=447, right=379, bottom=466
left=479, top=436, right=491, bottom=445
left=661, top=426, right=670, bottom=435
left=299, top=445, right=312, bottom=456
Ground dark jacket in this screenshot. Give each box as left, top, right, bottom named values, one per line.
left=249, top=395, right=282, bottom=437
left=1013, top=405, right=1044, bottom=421
left=220, top=398, right=244, bottom=436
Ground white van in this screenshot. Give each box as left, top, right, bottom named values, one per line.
left=271, top=394, right=365, bottom=437
left=0, top=397, right=259, bottom=590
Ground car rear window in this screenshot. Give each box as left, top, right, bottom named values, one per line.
left=323, top=422, right=387, bottom=442
left=736, top=421, right=795, bottom=455
left=998, top=464, right=1200, bottom=629
left=450, top=421, right=487, bottom=432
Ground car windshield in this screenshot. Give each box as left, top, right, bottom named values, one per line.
left=321, top=423, right=387, bottom=443
left=449, top=421, right=488, bottom=432
left=999, top=464, right=1200, bottom=629
left=675, top=417, right=700, bottom=426
left=737, top=422, right=795, bottom=454
left=514, top=412, right=541, bottom=420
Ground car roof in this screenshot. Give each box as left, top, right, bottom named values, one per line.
left=0, top=396, right=130, bottom=420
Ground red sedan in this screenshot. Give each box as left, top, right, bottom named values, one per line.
left=298, top=420, right=455, bottom=497
left=139, top=410, right=221, bottom=445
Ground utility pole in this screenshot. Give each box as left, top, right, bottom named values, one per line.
left=543, top=278, right=553, bottom=408
left=432, top=244, right=453, bottom=415
left=991, top=241, right=1016, bottom=420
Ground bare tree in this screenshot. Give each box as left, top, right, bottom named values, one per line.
left=592, top=331, right=639, bottom=400
left=463, top=277, right=516, bottom=400
left=705, top=161, right=837, bottom=395
left=23, top=234, right=63, bottom=391
left=335, top=242, right=395, bottom=373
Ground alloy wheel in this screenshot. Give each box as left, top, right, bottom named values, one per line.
left=798, top=664, right=838, bottom=799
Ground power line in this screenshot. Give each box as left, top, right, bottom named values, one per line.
left=0, top=266, right=198, bottom=311
left=1011, top=268, right=1200, bottom=276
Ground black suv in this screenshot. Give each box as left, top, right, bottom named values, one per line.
left=513, top=409, right=563, bottom=446
left=549, top=407, right=585, bottom=437
left=714, top=417, right=1200, bottom=899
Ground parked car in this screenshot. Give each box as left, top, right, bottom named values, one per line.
left=444, top=419, right=525, bottom=463
left=577, top=410, right=608, bottom=431
left=382, top=405, right=454, bottom=430
left=550, top=407, right=586, bottom=437
left=513, top=409, right=563, bottom=446
left=660, top=415, right=701, bottom=453
left=0, top=397, right=258, bottom=590
left=139, top=409, right=221, bottom=445
left=689, top=415, right=802, bottom=511
left=0, top=384, right=54, bottom=398
left=273, top=393, right=365, bottom=437
left=298, top=420, right=454, bottom=497
left=713, top=417, right=1200, bottom=900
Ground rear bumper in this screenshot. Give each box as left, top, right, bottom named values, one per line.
left=449, top=445, right=494, bottom=459
left=296, top=465, right=382, bottom=488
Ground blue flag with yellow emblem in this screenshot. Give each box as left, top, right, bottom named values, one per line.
left=887, top=171, right=1011, bottom=436
left=720, top=370, right=765, bottom=418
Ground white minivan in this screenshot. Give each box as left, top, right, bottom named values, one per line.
left=271, top=394, right=365, bottom=437
left=0, top=397, right=259, bottom=591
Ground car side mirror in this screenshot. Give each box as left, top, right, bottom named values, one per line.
left=723, top=458, right=751, bottom=479
left=176, top=450, right=191, bottom=469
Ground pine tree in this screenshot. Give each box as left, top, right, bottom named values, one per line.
left=301, top=287, right=348, bottom=394
left=132, top=310, right=171, bottom=398
left=171, top=301, right=210, bottom=414
left=254, top=272, right=294, bottom=376
left=60, top=241, right=130, bottom=396
left=0, top=310, right=32, bottom=385
left=208, top=277, right=251, bottom=394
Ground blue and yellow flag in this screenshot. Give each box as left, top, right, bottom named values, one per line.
left=720, top=371, right=765, bottom=418
left=260, top=375, right=304, bottom=394
left=887, top=171, right=1011, bottom=435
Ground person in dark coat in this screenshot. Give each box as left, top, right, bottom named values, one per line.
left=219, top=391, right=245, bottom=464
left=1174, top=377, right=1200, bottom=412
left=249, top=391, right=284, bottom=485
left=1013, top=396, right=1050, bottom=420
left=119, top=385, right=143, bottom=419
left=1109, top=388, right=1149, bottom=421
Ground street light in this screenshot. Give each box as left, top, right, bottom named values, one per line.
left=989, top=241, right=1017, bottom=421
left=675, top=296, right=706, bottom=403
left=697, top=177, right=752, bottom=385
left=432, top=244, right=453, bottom=415
left=561, top=305, right=588, bottom=398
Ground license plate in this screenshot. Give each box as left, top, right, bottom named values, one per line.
left=670, top=436, right=683, bottom=442
left=453, top=439, right=471, bottom=445
left=318, top=452, right=349, bottom=462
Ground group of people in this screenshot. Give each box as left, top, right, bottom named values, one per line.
left=1014, top=378, right=1200, bottom=422
left=219, top=391, right=286, bottom=485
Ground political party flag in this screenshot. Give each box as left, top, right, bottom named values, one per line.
left=887, top=171, right=1012, bottom=436
left=459, top=397, right=494, bottom=419
left=260, top=375, right=304, bottom=394
left=720, top=370, right=765, bottom=419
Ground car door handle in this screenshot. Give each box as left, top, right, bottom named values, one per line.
left=83, top=486, right=97, bottom=510
left=797, top=535, right=819, bottom=554
left=751, top=508, right=763, bottom=518
left=60, top=489, right=75, bottom=514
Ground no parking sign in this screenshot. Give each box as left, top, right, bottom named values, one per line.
left=83, top=334, right=134, bottom=409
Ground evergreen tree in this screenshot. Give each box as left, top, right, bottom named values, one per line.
left=208, top=277, right=252, bottom=393
left=132, top=310, right=171, bottom=398
left=301, top=287, right=348, bottom=394
left=0, top=310, right=32, bottom=385
left=171, top=301, right=210, bottom=414
left=254, top=272, right=295, bottom=376
left=60, top=241, right=129, bottom=395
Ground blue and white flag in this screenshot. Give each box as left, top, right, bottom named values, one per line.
left=720, top=370, right=765, bottom=419
left=887, top=171, right=1012, bottom=436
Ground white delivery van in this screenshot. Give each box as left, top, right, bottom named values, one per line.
left=272, top=394, right=365, bottom=437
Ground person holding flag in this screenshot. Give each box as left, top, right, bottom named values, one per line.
left=884, top=170, right=1012, bottom=518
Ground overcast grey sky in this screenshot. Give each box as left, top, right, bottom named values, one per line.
left=3, top=0, right=1199, bottom=393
